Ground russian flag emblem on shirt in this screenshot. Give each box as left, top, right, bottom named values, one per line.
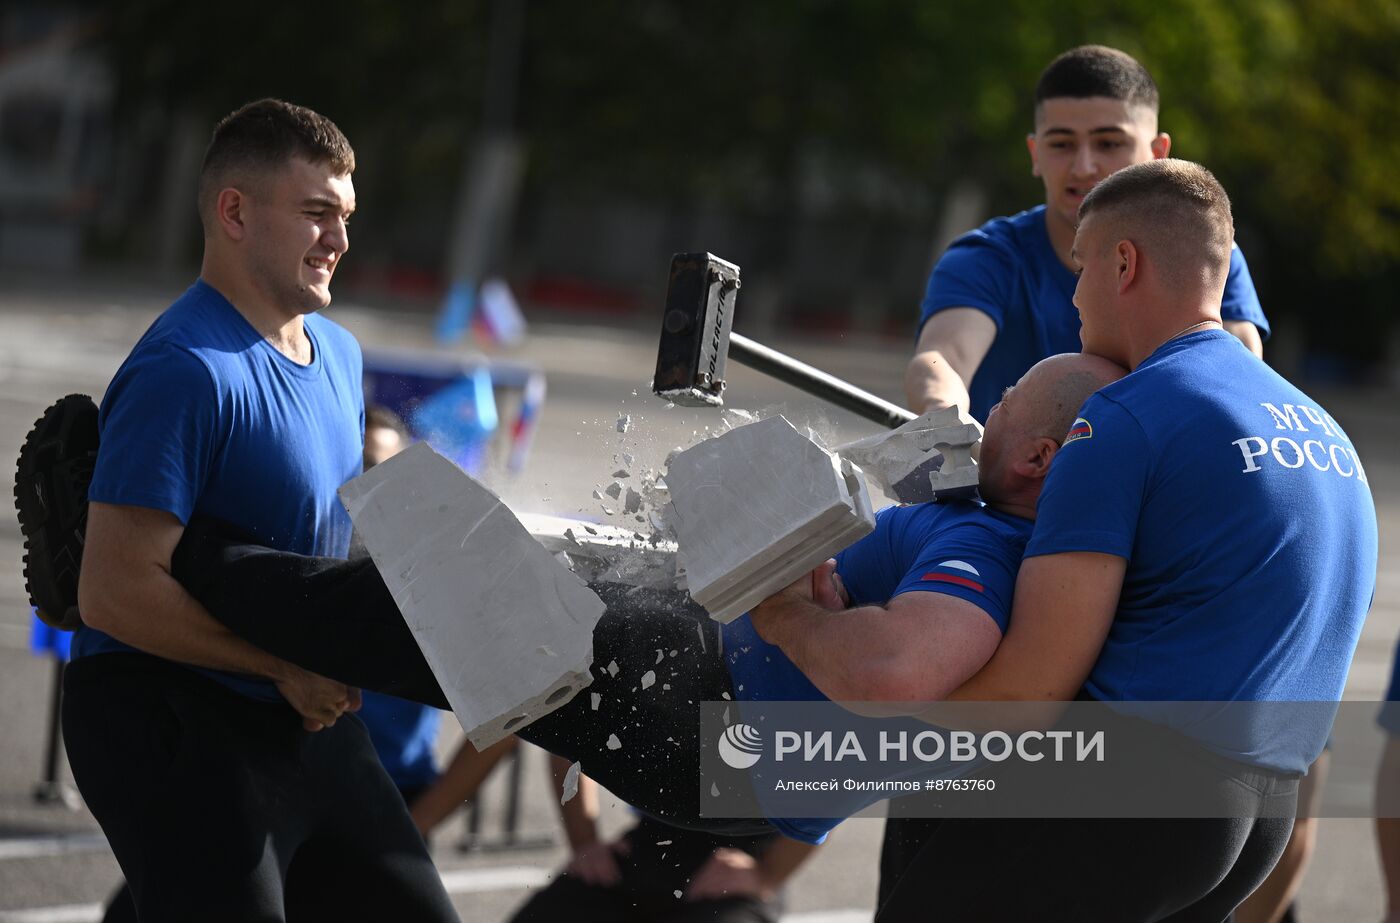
left=921, top=560, right=984, bottom=593
left=1066, top=417, right=1093, bottom=443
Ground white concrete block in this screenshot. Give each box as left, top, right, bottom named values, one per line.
left=837, top=407, right=982, bottom=503
left=666, top=415, right=876, bottom=623
left=339, top=442, right=607, bottom=748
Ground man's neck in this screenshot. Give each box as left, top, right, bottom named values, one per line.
left=1126, top=313, right=1222, bottom=370
left=200, top=261, right=312, bottom=365
left=985, top=492, right=1036, bottom=522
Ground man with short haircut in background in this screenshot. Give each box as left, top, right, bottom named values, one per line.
left=904, top=45, right=1269, bottom=422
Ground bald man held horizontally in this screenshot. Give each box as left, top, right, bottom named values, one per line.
left=864, top=160, right=1378, bottom=922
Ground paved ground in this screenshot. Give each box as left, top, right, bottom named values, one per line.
left=0, top=274, right=1395, bottom=921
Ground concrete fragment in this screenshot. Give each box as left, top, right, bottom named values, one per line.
left=666, top=416, right=875, bottom=623
left=623, top=487, right=642, bottom=515
left=339, top=442, right=606, bottom=749
left=560, top=761, right=582, bottom=805
left=641, top=670, right=656, bottom=690
left=612, top=469, right=630, bottom=479
left=590, top=692, right=602, bottom=710
left=606, top=733, right=622, bottom=750
left=837, top=407, right=982, bottom=503
left=607, top=660, right=620, bottom=677
left=616, top=414, right=631, bottom=433
left=605, top=482, right=623, bottom=499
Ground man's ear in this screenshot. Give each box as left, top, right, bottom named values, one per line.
left=1151, top=132, right=1171, bottom=160
left=215, top=187, right=248, bottom=242
left=1116, top=239, right=1138, bottom=294
left=1011, top=436, right=1061, bottom=481
left=1027, top=133, right=1040, bottom=177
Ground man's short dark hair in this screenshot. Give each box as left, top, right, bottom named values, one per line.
left=198, top=99, right=355, bottom=230
left=1079, top=159, right=1234, bottom=288
left=1035, top=45, right=1159, bottom=113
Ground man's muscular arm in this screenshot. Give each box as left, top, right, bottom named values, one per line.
left=947, top=552, right=1125, bottom=703
left=903, top=309, right=996, bottom=415
left=78, top=501, right=357, bottom=730
left=749, top=561, right=1002, bottom=703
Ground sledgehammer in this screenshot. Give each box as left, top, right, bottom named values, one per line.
left=651, top=252, right=916, bottom=430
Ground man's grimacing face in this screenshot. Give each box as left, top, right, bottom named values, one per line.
left=1028, top=96, right=1168, bottom=237
left=241, top=157, right=356, bottom=315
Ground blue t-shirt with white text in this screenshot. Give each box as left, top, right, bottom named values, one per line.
left=1026, top=330, right=1377, bottom=772
left=919, top=205, right=1270, bottom=422
left=76, top=280, right=365, bottom=701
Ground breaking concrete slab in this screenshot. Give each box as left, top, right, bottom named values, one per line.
left=518, top=511, right=680, bottom=590
left=339, top=442, right=607, bottom=749
left=665, top=415, right=876, bottom=623
left=837, top=407, right=982, bottom=504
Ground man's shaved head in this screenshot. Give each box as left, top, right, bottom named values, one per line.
left=1077, top=158, right=1235, bottom=295
left=979, top=352, right=1127, bottom=516
left=1014, top=353, right=1128, bottom=443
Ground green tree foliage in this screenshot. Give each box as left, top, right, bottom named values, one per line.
left=97, top=0, right=1400, bottom=344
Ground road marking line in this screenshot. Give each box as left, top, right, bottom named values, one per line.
left=0, top=905, right=101, bottom=923
left=0, top=834, right=107, bottom=861
left=439, top=865, right=552, bottom=893
left=0, top=903, right=872, bottom=923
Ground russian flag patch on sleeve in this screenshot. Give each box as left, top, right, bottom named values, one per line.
left=920, top=560, right=984, bottom=593
left=1065, top=417, right=1092, bottom=443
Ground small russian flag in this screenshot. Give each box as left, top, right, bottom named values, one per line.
left=1066, top=417, right=1093, bottom=443
left=920, top=560, right=984, bottom=593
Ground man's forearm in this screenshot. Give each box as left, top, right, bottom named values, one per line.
left=551, top=754, right=602, bottom=851
left=81, top=562, right=293, bottom=682
left=751, top=595, right=939, bottom=702
left=903, top=350, right=973, bottom=416
left=409, top=737, right=518, bottom=836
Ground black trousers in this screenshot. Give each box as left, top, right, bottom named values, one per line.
left=507, top=816, right=781, bottom=923
left=170, top=520, right=770, bottom=837
left=873, top=814, right=1294, bottom=923
left=871, top=725, right=1299, bottom=923
left=63, top=652, right=459, bottom=923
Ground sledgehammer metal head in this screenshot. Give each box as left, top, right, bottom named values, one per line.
left=651, top=252, right=741, bottom=407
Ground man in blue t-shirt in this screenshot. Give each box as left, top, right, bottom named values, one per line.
left=905, top=45, right=1270, bottom=423
left=47, top=101, right=457, bottom=921
left=872, top=161, right=1377, bottom=922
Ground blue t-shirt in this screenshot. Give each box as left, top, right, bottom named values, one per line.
left=358, top=693, right=443, bottom=792
left=721, top=500, right=1031, bottom=842
left=919, top=205, right=1271, bottom=422
left=1027, top=329, right=1377, bottom=772
left=75, top=280, right=365, bottom=700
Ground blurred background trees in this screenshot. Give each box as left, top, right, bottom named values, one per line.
left=4, top=0, right=1398, bottom=372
